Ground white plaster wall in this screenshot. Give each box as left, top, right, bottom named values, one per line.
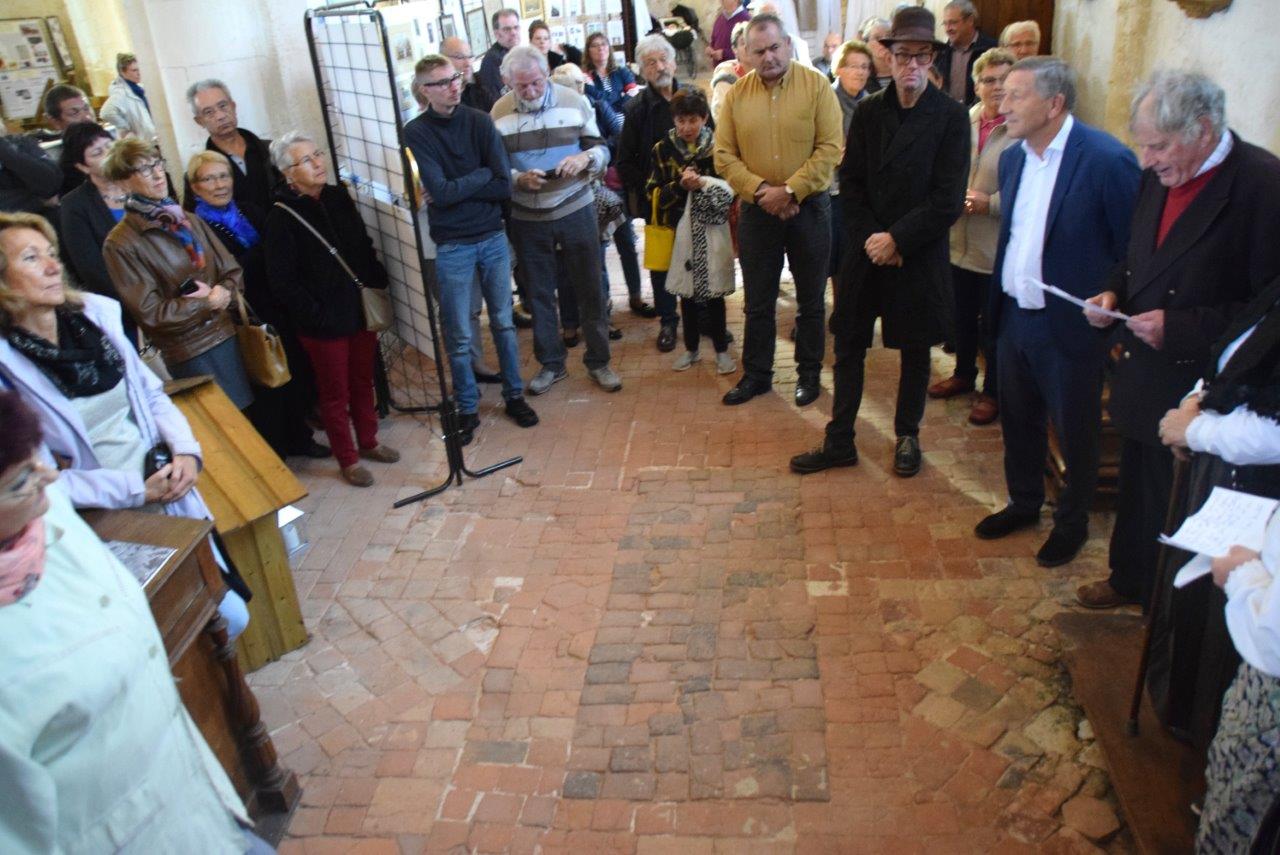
left=64, top=0, right=130, bottom=97
left=1056, top=0, right=1280, bottom=155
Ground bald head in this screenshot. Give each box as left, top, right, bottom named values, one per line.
left=440, top=36, right=476, bottom=81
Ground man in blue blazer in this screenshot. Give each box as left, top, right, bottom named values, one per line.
left=973, top=57, right=1140, bottom=567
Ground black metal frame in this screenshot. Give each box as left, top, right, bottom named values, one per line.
left=303, top=1, right=520, bottom=507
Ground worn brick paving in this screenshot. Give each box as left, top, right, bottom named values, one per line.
left=253, top=258, right=1136, bottom=853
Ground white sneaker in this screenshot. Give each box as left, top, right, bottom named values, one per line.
left=715, top=352, right=737, bottom=375
left=587, top=365, right=623, bottom=392
left=673, top=350, right=700, bottom=371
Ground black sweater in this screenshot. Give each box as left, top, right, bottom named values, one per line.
left=403, top=104, right=511, bottom=245
left=263, top=184, right=388, bottom=339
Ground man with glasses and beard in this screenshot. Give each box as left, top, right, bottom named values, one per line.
left=790, top=6, right=969, bottom=478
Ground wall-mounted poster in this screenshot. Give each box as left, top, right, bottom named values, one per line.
left=465, top=8, right=488, bottom=56
left=522, top=0, right=543, bottom=22
left=0, top=19, right=53, bottom=70
left=440, top=14, right=457, bottom=40
left=43, top=17, right=72, bottom=71
left=0, top=68, right=57, bottom=119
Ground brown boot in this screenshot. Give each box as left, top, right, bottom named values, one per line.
left=968, top=394, right=999, bottom=425
left=1075, top=580, right=1137, bottom=610
left=360, top=445, right=400, bottom=464
left=341, top=464, right=375, bottom=487
left=928, top=375, right=975, bottom=399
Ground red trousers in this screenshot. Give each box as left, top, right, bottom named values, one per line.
left=298, top=330, right=379, bottom=468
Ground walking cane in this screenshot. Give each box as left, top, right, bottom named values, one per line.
left=1125, top=454, right=1191, bottom=736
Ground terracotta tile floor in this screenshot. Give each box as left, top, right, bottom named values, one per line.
left=254, top=255, right=1136, bottom=854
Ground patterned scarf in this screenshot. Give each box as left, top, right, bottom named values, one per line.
left=666, top=125, right=715, bottom=164
left=195, top=198, right=260, bottom=250
left=7, top=309, right=125, bottom=398
left=125, top=194, right=206, bottom=269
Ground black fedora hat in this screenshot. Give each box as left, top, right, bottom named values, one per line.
left=878, top=6, right=947, bottom=50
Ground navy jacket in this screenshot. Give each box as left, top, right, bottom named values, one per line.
left=988, top=119, right=1141, bottom=357
left=404, top=104, right=511, bottom=245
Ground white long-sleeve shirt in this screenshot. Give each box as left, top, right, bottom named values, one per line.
left=1225, top=513, right=1280, bottom=677
left=1184, top=320, right=1280, bottom=466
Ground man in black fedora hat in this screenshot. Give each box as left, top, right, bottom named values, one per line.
left=791, top=5, right=969, bottom=478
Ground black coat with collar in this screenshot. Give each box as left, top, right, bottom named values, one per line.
left=182, top=128, right=282, bottom=214
left=1107, top=135, right=1280, bottom=443
left=933, top=30, right=998, bottom=106
left=832, top=82, right=970, bottom=349
left=617, top=79, right=709, bottom=220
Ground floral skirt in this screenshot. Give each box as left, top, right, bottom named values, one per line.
left=1197, top=661, right=1280, bottom=853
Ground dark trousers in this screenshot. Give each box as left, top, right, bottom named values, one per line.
left=649, top=269, right=679, bottom=327
left=996, top=300, right=1103, bottom=534
left=951, top=264, right=997, bottom=397
left=826, top=337, right=931, bottom=449
left=679, top=297, right=729, bottom=352
left=298, top=330, right=379, bottom=469
left=738, top=195, right=830, bottom=383
left=1108, top=438, right=1175, bottom=609
left=828, top=191, right=843, bottom=278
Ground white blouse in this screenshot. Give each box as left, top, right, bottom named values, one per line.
left=1224, top=513, right=1280, bottom=677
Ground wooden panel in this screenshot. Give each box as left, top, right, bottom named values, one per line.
left=173, top=629, right=251, bottom=799
left=223, top=517, right=309, bottom=672
left=165, top=376, right=307, bottom=533
left=973, top=0, right=1053, bottom=53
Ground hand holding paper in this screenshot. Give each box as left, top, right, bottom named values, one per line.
left=1167, top=488, right=1279, bottom=588
left=1027, top=278, right=1131, bottom=321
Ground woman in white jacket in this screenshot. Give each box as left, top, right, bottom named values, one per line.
left=99, top=53, right=157, bottom=143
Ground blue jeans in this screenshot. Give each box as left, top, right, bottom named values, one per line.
left=435, top=231, right=524, bottom=412
left=612, top=217, right=642, bottom=298
left=509, top=205, right=610, bottom=372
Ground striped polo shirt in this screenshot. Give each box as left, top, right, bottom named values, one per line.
left=491, top=83, right=608, bottom=221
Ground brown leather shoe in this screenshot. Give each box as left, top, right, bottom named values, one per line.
left=360, top=445, right=401, bottom=464
left=341, top=464, right=375, bottom=487
left=1075, top=580, right=1138, bottom=610
left=928, top=375, right=975, bottom=399
left=968, top=394, right=999, bottom=425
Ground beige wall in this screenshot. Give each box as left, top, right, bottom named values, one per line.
left=1055, top=0, right=1280, bottom=155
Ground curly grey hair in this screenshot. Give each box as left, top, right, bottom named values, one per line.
left=1130, top=69, right=1226, bottom=143
left=500, top=45, right=549, bottom=81
left=270, top=130, right=319, bottom=172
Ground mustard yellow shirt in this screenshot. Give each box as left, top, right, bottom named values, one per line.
left=713, top=61, right=843, bottom=204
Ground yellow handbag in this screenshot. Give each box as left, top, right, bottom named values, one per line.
left=233, top=289, right=292, bottom=389
left=643, top=188, right=675, bottom=272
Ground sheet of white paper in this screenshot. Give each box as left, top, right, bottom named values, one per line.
left=1159, top=487, right=1278, bottom=558
left=105, top=540, right=177, bottom=588
left=1172, top=553, right=1213, bottom=589
left=1026, top=278, right=1130, bottom=321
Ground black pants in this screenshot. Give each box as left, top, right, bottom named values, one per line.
left=825, top=335, right=931, bottom=449
left=1107, top=438, right=1175, bottom=610
left=737, top=195, right=829, bottom=383
left=680, top=297, right=729, bottom=352
left=951, top=264, right=997, bottom=397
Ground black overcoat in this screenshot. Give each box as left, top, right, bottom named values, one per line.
left=1107, top=134, right=1280, bottom=443
left=831, top=82, right=970, bottom=350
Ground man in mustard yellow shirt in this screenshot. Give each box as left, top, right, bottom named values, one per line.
left=714, top=13, right=842, bottom=407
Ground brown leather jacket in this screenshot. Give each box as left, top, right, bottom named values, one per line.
left=102, top=211, right=243, bottom=365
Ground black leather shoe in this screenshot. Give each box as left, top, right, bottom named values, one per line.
left=458, top=411, right=481, bottom=446
left=474, top=369, right=501, bottom=384
left=657, top=322, right=678, bottom=353
left=1036, top=526, right=1088, bottom=567
left=288, top=439, right=332, bottom=459
left=505, top=396, right=539, bottom=428
left=722, top=377, right=771, bottom=406
left=608, top=326, right=623, bottom=341
left=629, top=296, right=658, bottom=318
left=794, top=377, right=820, bottom=407
left=790, top=444, right=858, bottom=474
left=974, top=506, right=1040, bottom=540
left=892, top=435, right=922, bottom=477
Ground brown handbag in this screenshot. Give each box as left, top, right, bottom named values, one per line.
left=272, top=200, right=393, bottom=333
left=233, top=289, right=292, bottom=388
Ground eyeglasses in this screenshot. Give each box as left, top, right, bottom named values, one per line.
left=0, top=461, right=53, bottom=505
left=292, top=150, right=327, bottom=169
left=495, top=24, right=519, bottom=32
left=197, top=99, right=233, bottom=120
left=134, top=158, right=166, bottom=178
left=194, top=170, right=233, bottom=185
left=444, top=53, right=473, bottom=62
left=977, top=75, right=1007, bottom=86
left=423, top=72, right=463, bottom=88
left=891, top=50, right=935, bottom=66
left=640, top=56, right=669, bottom=68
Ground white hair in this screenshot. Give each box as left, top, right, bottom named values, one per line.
left=944, top=0, right=978, bottom=20
left=550, top=63, right=586, bottom=92
left=634, top=34, right=676, bottom=64
left=500, top=45, right=548, bottom=81
left=1131, top=69, right=1226, bottom=143
left=999, top=19, right=1040, bottom=47
left=858, top=16, right=889, bottom=41
left=270, top=130, right=318, bottom=171
left=186, top=79, right=231, bottom=118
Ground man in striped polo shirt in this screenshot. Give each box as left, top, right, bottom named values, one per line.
left=491, top=45, right=621, bottom=395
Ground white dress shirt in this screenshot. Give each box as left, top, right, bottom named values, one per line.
left=1001, top=114, right=1075, bottom=309
left=1184, top=322, right=1280, bottom=466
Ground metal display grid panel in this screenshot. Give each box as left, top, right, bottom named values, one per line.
left=304, top=2, right=437, bottom=413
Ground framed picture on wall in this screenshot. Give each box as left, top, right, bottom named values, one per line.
left=439, top=14, right=457, bottom=40
left=521, top=0, right=543, bottom=23
left=465, top=8, right=488, bottom=56
left=43, top=17, right=72, bottom=71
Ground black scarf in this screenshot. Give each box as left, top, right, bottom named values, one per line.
left=7, top=309, right=125, bottom=398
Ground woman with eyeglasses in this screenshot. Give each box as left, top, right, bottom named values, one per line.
left=264, top=131, right=398, bottom=488
left=100, top=137, right=254, bottom=410
left=0, top=390, right=271, bottom=854
left=0, top=211, right=252, bottom=638
left=186, top=150, right=329, bottom=462
left=582, top=32, right=636, bottom=113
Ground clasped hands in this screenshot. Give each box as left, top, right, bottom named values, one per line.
left=142, top=454, right=199, bottom=504
left=1082, top=291, right=1165, bottom=349
left=754, top=182, right=798, bottom=220
left=864, top=231, right=902, bottom=267
left=181, top=279, right=231, bottom=311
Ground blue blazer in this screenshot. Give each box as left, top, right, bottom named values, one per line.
left=988, top=119, right=1141, bottom=356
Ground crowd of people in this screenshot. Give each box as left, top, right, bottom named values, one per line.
left=1, top=0, right=1278, bottom=850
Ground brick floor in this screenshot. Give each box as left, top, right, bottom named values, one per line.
left=253, top=253, right=1135, bottom=853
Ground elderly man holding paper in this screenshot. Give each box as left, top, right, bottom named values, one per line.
left=1074, top=71, right=1280, bottom=611
left=971, top=56, right=1139, bottom=567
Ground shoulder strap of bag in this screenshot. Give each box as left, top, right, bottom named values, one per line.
left=272, top=201, right=365, bottom=287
